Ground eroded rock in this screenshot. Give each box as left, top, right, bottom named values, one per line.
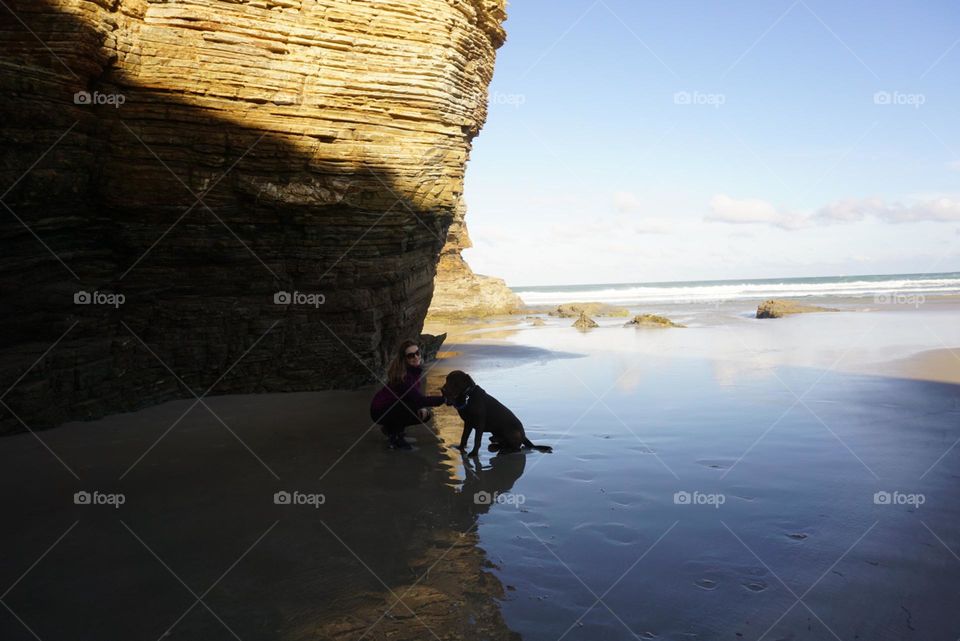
left=551, top=302, right=630, bottom=318
left=0, top=0, right=508, bottom=432
left=756, top=299, right=836, bottom=319
left=624, top=314, right=685, bottom=328
left=572, top=312, right=599, bottom=330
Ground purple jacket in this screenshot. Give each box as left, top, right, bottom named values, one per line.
left=370, top=365, right=444, bottom=416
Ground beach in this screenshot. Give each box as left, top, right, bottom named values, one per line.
left=1, top=296, right=958, bottom=641
left=0, top=392, right=518, bottom=641
left=423, top=294, right=960, bottom=640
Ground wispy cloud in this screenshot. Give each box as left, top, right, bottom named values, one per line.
left=614, top=191, right=644, bottom=213
left=816, top=197, right=960, bottom=223
left=706, top=194, right=808, bottom=230
left=706, top=194, right=960, bottom=229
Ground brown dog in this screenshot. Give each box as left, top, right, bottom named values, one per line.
left=440, top=370, right=552, bottom=457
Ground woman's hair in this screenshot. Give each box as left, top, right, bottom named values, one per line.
left=387, top=339, right=419, bottom=387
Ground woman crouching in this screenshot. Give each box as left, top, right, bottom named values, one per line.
left=369, top=339, right=444, bottom=450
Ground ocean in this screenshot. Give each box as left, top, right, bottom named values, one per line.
left=511, top=271, right=960, bottom=306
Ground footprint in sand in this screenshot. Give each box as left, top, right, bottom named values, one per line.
left=695, top=578, right=718, bottom=590
left=742, top=579, right=768, bottom=592
left=695, top=458, right=733, bottom=470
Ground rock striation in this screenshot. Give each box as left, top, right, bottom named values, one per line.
left=0, top=0, right=507, bottom=433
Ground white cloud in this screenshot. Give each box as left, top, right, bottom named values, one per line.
left=814, top=197, right=884, bottom=223
left=614, top=191, right=644, bottom=213
left=708, top=194, right=960, bottom=229
left=632, top=217, right=674, bottom=234
left=817, top=197, right=960, bottom=224
left=551, top=214, right=674, bottom=239
left=706, top=194, right=807, bottom=230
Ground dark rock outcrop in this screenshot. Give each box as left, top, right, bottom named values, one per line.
left=572, top=312, right=598, bottom=330
left=0, top=0, right=507, bottom=433
left=551, top=302, right=630, bottom=318
left=756, top=299, right=836, bottom=319
left=624, top=314, right=685, bottom=328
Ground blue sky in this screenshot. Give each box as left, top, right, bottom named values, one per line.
left=461, top=0, right=960, bottom=286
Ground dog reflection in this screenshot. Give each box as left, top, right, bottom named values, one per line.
left=459, top=451, right=527, bottom=518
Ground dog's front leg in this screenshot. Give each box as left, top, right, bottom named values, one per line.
left=467, top=419, right=486, bottom=457
left=457, top=424, right=472, bottom=452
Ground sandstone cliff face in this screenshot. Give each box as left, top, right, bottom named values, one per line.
left=428, top=200, right=522, bottom=317
left=0, top=0, right=507, bottom=433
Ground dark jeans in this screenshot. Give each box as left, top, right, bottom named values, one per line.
left=370, top=403, right=424, bottom=437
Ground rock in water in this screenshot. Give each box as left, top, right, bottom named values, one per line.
left=624, top=314, right=685, bottom=328
left=756, top=299, right=836, bottom=319
left=0, top=0, right=507, bottom=433
left=551, top=302, right=631, bottom=318
left=572, top=312, right=599, bottom=330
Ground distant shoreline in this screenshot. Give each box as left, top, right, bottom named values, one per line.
left=510, top=271, right=960, bottom=307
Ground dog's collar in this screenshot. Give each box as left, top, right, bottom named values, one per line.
left=453, top=385, right=476, bottom=411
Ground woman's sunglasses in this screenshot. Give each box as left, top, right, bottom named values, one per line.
left=405, top=349, right=421, bottom=359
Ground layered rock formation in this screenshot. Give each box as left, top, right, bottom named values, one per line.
left=427, top=201, right=522, bottom=317
left=0, top=0, right=507, bottom=433
left=624, top=314, right=685, bottom=328
left=756, top=299, right=836, bottom=319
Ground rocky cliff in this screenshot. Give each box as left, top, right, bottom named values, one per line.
left=428, top=200, right=522, bottom=317
left=0, top=0, right=507, bottom=433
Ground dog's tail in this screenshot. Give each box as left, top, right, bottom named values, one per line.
left=522, top=437, right=553, bottom=453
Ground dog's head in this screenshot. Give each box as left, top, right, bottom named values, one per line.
left=441, top=370, right=475, bottom=406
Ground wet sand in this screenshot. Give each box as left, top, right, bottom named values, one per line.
left=2, top=299, right=958, bottom=641
left=0, top=391, right=518, bottom=641
left=424, top=300, right=960, bottom=640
